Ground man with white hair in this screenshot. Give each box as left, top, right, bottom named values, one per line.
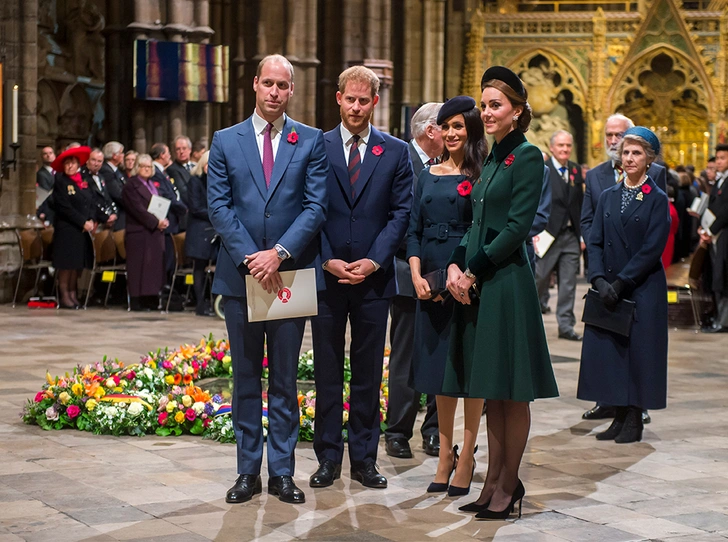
left=100, top=141, right=127, bottom=231
left=580, top=113, right=666, bottom=422
left=167, top=134, right=193, bottom=208
left=385, top=102, right=444, bottom=460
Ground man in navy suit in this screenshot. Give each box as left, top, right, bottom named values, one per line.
left=580, top=113, right=665, bottom=422
left=309, top=66, right=413, bottom=489
left=208, top=54, right=328, bottom=505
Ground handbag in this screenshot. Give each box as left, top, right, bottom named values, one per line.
left=581, top=288, right=635, bottom=337
left=422, top=269, right=448, bottom=298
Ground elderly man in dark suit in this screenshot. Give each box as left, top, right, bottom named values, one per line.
left=580, top=113, right=666, bottom=422
left=535, top=130, right=584, bottom=341
left=310, top=66, right=413, bottom=490
left=82, top=148, right=118, bottom=226
left=385, top=101, right=443, bottom=460
left=100, top=141, right=128, bottom=231
left=166, top=135, right=193, bottom=207
left=208, top=54, right=328, bottom=506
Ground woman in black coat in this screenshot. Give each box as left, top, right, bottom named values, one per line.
left=122, top=154, right=169, bottom=311
left=51, top=146, right=112, bottom=309
left=578, top=127, right=671, bottom=443
left=184, top=151, right=218, bottom=316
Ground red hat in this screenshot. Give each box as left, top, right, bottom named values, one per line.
left=51, top=146, right=91, bottom=172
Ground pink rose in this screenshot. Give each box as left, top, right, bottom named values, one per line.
left=126, top=371, right=136, bottom=380
left=34, top=391, right=45, bottom=403
left=192, top=360, right=200, bottom=370
left=113, top=375, right=121, bottom=386
left=162, top=361, right=173, bottom=369
left=343, top=402, right=350, bottom=411
left=158, top=412, right=168, bottom=425
left=66, top=405, right=81, bottom=419
left=185, top=409, right=196, bottom=422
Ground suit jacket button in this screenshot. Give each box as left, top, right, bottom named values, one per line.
left=346, top=240, right=351, bottom=245
left=608, top=241, right=612, bottom=246
left=351, top=216, right=356, bottom=222
left=608, top=267, right=612, bottom=272
left=265, top=212, right=271, bottom=218
left=625, top=243, right=629, bottom=249
left=605, top=212, right=610, bottom=217
left=635, top=216, right=640, bottom=221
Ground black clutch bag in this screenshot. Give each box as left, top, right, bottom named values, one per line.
left=422, top=269, right=447, bottom=298
left=581, top=288, right=636, bottom=337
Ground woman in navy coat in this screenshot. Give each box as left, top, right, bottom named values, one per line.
left=184, top=151, right=218, bottom=316
left=578, top=127, right=671, bottom=443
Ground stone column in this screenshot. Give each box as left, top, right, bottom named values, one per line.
left=286, top=0, right=319, bottom=125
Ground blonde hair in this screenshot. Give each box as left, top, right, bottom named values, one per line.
left=338, top=65, right=380, bottom=97
left=131, top=153, right=154, bottom=177
left=190, top=151, right=209, bottom=177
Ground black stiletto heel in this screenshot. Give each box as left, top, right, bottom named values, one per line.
left=427, top=445, right=459, bottom=493
left=447, top=445, right=478, bottom=497
left=475, top=479, right=525, bottom=520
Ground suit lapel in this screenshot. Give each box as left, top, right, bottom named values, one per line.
left=353, top=126, right=384, bottom=206
left=607, top=186, right=629, bottom=244
left=550, top=165, right=567, bottom=202
left=325, top=128, right=354, bottom=207
left=237, top=118, right=267, bottom=200
left=266, top=118, right=296, bottom=202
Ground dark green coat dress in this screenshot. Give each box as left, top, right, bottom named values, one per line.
left=445, top=129, right=558, bottom=401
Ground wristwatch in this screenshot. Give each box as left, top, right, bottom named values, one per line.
left=464, top=268, right=476, bottom=279
left=274, top=244, right=289, bottom=260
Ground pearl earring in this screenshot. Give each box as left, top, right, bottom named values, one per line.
left=513, top=116, right=519, bottom=122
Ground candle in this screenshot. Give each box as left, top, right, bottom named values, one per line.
left=12, top=84, right=18, bottom=144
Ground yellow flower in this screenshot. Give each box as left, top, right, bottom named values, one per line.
left=222, top=355, right=231, bottom=364
left=186, top=366, right=194, bottom=375
left=342, top=410, right=349, bottom=423
left=86, top=399, right=98, bottom=411
left=58, top=392, right=71, bottom=405
left=166, top=400, right=177, bottom=413
left=113, top=387, right=123, bottom=393
left=299, top=415, right=305, bottom=425
left=182, top=395, right=193, bottom=408
left=71, top=383, right=83, bottom=396
left=305, top=406, right=315, bottom=418
left=174, top=411, right=185, bottom=423
left=148, top=361, right=157, bottom=369
left=165, top=375, right=175, bottom=385
left=94, top=388, right=106, bottom=399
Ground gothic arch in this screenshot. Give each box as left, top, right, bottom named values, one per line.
left=58, top=84, right=93, bottom=145
left=37, top=79, right=60, bottom=146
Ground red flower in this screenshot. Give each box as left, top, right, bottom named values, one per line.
left=572, top=167, right=578, bottom=174
left=185, top=409, right=196, bottom=422
left=153, top=181, right=160, bottom=188
left=80, top=182, right=88, bottom=189
left=203, top=418, right=211, bottom=428
left=372, top=145, right=384, bottom=156
left=173, top=374, right=182, bottom=385
left=34, top=391, right=45, bottom=403
left=570, top=174, right=575, bottom=182
left=66, top=405, right=81, bottom=419
left=457, top=180, right=472, bottom=197
left=287, top=131, right=298, bottom=144
left=113, top=375, right=121, bottom=386
left=158, top=412, right=168, bottom=425
left=126, top=371, right=136, bottom=380
left=183, top=374, right=193, bottom=385
left=504, top=154, right=515, bottom=167
left=642, top=184, right=652, bottom=194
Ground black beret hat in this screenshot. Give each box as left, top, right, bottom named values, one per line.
left=481, top=66, right=526, bottom=97
left=436, top=95, right=477, bottom=125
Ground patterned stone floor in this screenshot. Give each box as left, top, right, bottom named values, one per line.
left=2, top=283, right=728, bottom=541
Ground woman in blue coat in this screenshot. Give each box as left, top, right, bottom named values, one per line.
left=577, top=126, right=671, bottom=443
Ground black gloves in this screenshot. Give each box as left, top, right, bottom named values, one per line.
left=594, top=277, right=619, bottom=308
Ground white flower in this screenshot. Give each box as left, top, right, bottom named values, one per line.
left=45, top=406, right=59, bottom=421
left=143, top=367, right=154, bottom=378
left=127, top=402, right=144, bottom=417
left=106, top=406, right=119, bottom=417
left=192, top=401, right=205, bottom=415
left=105, top=378, right=115, bottom=388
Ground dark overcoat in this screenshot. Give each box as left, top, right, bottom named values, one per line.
left=122, top=176, right=166, bottom=297
left=577, top=176, right=671, bottom=409
left=184, top=173, right=218, bottom=261
left=52, top=173, right=109, bottom=270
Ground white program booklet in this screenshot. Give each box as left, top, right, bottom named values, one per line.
left=147, top=194, right=171, bottom=220
left=690, top=193, right=709, bottom=216
left=532, top=230, right=555, bottom=258
left=701, top=208, right=716, bottom=232
left=245, top=268, right=318, bottom=322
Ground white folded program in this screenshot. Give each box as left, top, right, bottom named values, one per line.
left=532, top=230, right=555, bottom=259
left=245, top=268, right=318, bottom=322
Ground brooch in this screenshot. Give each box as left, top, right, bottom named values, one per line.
left=372, top=145, right=383, bottom=156
left=287, top=127, right=298, bottom=145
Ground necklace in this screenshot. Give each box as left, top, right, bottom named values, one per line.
left=624, top=174, right=647, bottom=189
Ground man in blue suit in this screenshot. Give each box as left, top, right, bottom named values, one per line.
left=208, top=54, right=328, bottom=505
left=309, top=66, right=413, bottom=489
left=580, top=113, right=665, bottom=423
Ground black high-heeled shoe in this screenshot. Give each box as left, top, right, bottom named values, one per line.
left=458, top=498, right=491, bottom=513
left=427, top=445, right=459, bottom=493
left=447, top=445, right=478, bottom=497
left=475, top=479, right=525, bottom=520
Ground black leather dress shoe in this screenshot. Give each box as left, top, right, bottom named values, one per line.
left=385, top=437, right=413, bottom=458
left=226, top=474, right=262, bottom=503
left=309, top=460, right=342, bottom=488
left=541, top=305, right=551, bottom=314
left=642, top=410, right=651, bottom=424
left=268, top=475, right=305, bottom=504
left=422, top=434, right=440, bottom=457
left=351, top=463, right=387, bottom=489
left=558, top=330, right=582, bottom=341
left=582, top=405, right=616, bottom=420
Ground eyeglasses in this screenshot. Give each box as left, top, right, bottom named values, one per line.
left=138, top=165, right=153, bottom=170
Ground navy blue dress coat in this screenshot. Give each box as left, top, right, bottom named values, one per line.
left=578, top=176, right=671, bottom=410
left=184, top=173, right=217, bottom=262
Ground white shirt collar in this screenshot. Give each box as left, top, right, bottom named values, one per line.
left=411, top=139, right=431, bottom=166
left=340, top=123, right=371, bottom=146
left=551, top=156, right=567, bottom=173
left=44, top=164, right=53, bottom=173
left=107, top=161, right=118, bottom=172
left=153, top=161, right=165, bottom=173
left=252, top=109, right=286, bottom=137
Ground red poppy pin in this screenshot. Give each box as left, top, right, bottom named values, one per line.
left=642, top=184, right=651, bottom=194
left=81, top=181, right=88, bottom=189
left=572, top=167, right=578, bottom=175
left=372, top=145, right=383, bottom=156
left=287, top=127, right=298, bottom=145
left=457, top=180, right=472, bottom=197
left=153, top=181, right=160, bottom=188
left=570, top=174, right=575, bottom=182
left=504, top=154, right=515, bottom=168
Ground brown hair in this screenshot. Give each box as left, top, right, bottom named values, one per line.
left=338, top=65, right=380, bottom=97
left=482, top=79, right=533, bottom=133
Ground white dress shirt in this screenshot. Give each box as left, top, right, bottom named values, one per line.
left=252, top=110, right=286, bottom=162
left=411, top=139, right=431, bottom=168
left=551, top=156, right=568, bottom=180
left=340, top=123, right=370, bottom=164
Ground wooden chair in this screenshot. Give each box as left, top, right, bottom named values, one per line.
left=84, top=229, right=129, bottom=310
left=12, top=228, right=55, bottom=307
left=166, top=232, right=194, bottom=312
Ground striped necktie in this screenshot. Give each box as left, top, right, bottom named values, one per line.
left=615, top=165, right=626, bottom=184
left=348, top=135, right=361, bottom=198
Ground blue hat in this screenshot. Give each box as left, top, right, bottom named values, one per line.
left=436, top=96, right=477, bottom=125
left=623, top=126, right=660, bottom=156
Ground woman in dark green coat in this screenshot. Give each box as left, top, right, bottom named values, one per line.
left=447, top=67, right=558, bottom=520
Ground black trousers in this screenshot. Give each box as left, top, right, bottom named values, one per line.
left=384, top=295, right=438, bottom=442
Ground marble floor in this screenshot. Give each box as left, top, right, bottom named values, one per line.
left=2, top=283, right=728, bottom=542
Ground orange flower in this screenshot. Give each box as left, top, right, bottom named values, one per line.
left=298, top=394, right=305, bottom=407
left=183, top=374, right=193, bottom=385
left=173, top=374, right=182, bottom=385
